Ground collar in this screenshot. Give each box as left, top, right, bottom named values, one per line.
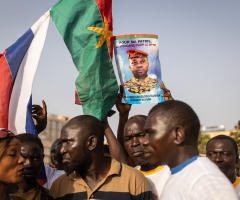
left=68, top=158, right=122, bottom=188
left=170, top=155, right=201, bottom=175
left=139, top=165, right=165, bottom=176
left=132, top=76, right=149, bottom=82
left=233, top=176, right=240, bottom=188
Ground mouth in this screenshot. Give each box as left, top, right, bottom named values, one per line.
left=62, top=158, right=71, bottom=163
left=131, top=151, right=144, bottom=157
left=18, top=168, right=24, bottom=175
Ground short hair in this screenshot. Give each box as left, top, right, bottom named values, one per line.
left=206, top=135, right=238, bottom=157
left=68, top=115, right=105, bottom=144
left=16, top=133, right=44, bottom=154
left=129, top=115, right=147, bottom=121
left=149, top=100, right=200, bottom=143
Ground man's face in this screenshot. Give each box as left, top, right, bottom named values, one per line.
left=60, top=123, right=90, bottom=175
left=124, top=118, right=148, bottom=166
left=21, top=142, right=44, bottom=181
left=129, top=57, right=149, bottom=78
left=142, top=111, right=175, bottom=166
left=206, top=139, right=238, bottom=178
left=50, top=139, right=59, bottom=167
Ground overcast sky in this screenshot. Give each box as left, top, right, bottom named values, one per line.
left=1, top=0, right=240, bottom=134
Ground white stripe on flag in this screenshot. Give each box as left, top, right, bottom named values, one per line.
left=8, top=10, right=50, bottom=134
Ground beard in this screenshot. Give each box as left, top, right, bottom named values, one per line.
left=63, top=151, right=91, bottom=175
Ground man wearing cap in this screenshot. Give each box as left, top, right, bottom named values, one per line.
left=123, top=49, right=158, bottom=94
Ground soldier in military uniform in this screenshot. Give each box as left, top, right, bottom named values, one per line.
left=123, top=49, right=158, bottom=94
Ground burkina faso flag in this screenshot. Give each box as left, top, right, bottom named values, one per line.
left=51, top=0, right=118, bottom=121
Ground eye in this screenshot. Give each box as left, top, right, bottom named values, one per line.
left=34, top=156, right=42, bottom=161
left=207, top=152, right=215, bottom=156
left=125, top=137, right=130, bottom=141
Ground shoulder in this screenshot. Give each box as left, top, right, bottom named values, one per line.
left=190, top=173, right=237, bottom=199
left=148, top=77, right=159, bottom=83
left=188, top=157, right=237, bottom=199
left=123, top=78, right=133, bottom=86
left=49, top=173, right=71, bottom=197
left=121, top=163, right=151, bottom=186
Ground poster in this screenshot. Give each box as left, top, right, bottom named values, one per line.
left=113, top=34, right=165, bottom=104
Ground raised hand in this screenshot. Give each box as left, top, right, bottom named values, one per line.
left=161, top=81, right=174, bottom=101
left=32, top=100, right=47, bottom=134
left=116, top=85, right=132, bottom=115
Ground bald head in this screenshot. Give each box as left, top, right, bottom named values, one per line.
left=62, top=115, right=105, bottom=146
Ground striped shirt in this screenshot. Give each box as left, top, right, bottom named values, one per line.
left=49, top=159, right=153, bottom=200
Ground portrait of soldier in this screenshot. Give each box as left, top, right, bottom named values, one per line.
left=123, top=49, right=159, bottom=94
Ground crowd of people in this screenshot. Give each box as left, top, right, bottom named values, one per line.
left=0, top=82, right=239, bottom=200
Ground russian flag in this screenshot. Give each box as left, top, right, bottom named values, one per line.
left=0, top=10, right=50, bottom=185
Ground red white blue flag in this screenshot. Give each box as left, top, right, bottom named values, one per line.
left=0, top=10, right=50, bottom=185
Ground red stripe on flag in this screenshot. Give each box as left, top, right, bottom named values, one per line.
left=95, top=0, right=113, bottom=58
left=0, top=50, right=12, bottom=129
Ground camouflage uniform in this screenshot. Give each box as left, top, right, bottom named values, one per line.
left=123, top=77, right=159, bottom=94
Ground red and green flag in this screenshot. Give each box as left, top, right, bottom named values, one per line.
left=51, top=0, right=118, bottom=121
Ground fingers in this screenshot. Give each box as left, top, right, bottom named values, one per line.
left=42, top=99, right=47, bottom=114
left=161, top=81, right=165, bottom=88
left=32, top=105, right=42, bottom=110
left=119, top=85, right=123, bottom=95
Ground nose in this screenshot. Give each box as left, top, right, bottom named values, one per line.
left=141, top=134, right=150, bottom=146
left=131, top=137, right=140, bottom=147
left=24, top=158, right=34, bottom=168
left=213, top=153, right=223, bottom=163
left=18, top=154, right=25, bottom=164
left=60, top=144, right=67, bottom=155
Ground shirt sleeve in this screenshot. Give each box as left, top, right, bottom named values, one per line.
left=133, top=177, right=153, bottom=200
left=190, top=174, right=238, bottom=200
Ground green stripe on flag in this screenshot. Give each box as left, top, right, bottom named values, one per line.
left=51, top=0, right=118, bottom=121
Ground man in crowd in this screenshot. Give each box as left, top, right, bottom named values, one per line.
left=141, top=100, right=238, bottom=199
left=49, top=139, right=59, bottom=169
left=206, top=135, right=240, bottom=197
left=7, top=133, right=51, bottom=200
left=43, top=138, right=65, bottom=190
left=115, top=83, right=173, bottom=199
left=123, top=49, right=159, bottom=94
left=50, top=115, right=152, bottom=200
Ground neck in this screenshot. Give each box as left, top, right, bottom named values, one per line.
left=15, top=178, right=38, bottom=194
left=78, top=154, right=111, bottom=188
left=228, top=171, right=236, bottom=184
left=0, top=183, right=7, bottom=200
left=134, top=75, right=147, bottom=81
left=140, top=162, right=159, bottom=171
left=57, top=161, right=64, bottom=171
left=169, top=146, right=199, bottom=169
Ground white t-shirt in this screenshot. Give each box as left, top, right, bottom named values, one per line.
left=43, top=165, right=65, bottom=190
left=136, top=165, right=170, bottom=200
left=160, top=155, right=238, bottom=200
left=233, top=176, right=240, bottom=199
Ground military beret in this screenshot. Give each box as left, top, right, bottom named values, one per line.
left=126, top=49, right=148, bottom=59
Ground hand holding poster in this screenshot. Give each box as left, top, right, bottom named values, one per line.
left=113, top=34, right=165, bottom=104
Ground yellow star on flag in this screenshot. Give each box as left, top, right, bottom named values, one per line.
left=87, top=16, right=113, bottom=54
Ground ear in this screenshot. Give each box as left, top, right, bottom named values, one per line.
left=173, top=126, right=185, bottom=145
left=88, top=135, right=97, bottom=151
left=42, top=154, right=45, bottom=159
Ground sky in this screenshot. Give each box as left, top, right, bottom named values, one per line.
left=1, top=0, right=240, bottom=134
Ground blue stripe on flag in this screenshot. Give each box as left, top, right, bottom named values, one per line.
left=25, top=95, right=38, bottom=135
left=5, top=29, right=34, bottom=85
